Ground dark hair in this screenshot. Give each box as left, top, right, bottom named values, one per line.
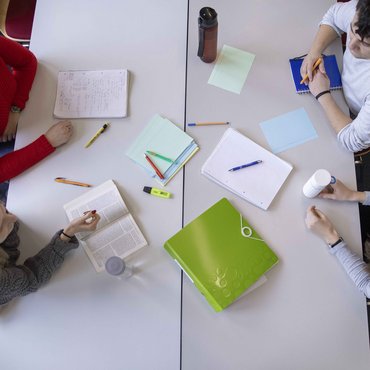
left=356, top=0, right=370, bottom=40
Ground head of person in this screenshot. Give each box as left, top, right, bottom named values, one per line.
left=0, top=203, right=17, bottom=244
left=349, top=0, right=370, bottom=59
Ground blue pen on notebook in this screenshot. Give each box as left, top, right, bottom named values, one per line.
left=228, top=160, right=262, bottom=172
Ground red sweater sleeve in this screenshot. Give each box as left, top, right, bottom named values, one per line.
left=0, top=135, right=55, bottom=182
left=0, top=36, right=37, bottom=109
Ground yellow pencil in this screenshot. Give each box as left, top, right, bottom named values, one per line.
left=300, top=57, right=322, bottom=84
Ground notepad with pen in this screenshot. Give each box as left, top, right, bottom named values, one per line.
left=201, top=128, right=293, bottom=210
left=164, top=198, right=279, bottom=312
left=289, top=54, right=342, bottom=94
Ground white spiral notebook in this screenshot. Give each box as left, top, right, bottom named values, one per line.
left=201, top=128, right=293, bottom=210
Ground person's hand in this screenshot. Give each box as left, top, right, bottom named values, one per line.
left=308, top=67, right=330, bottom=98
left=61, top=211, right=100, bottom=241
left=305, top=205, right=340, bottom=245
left=300, top=53, right=325, bottom=84
left=44, top=120, right=73, bottom=148
left=1, top=112, right=19, bottom=142
left=318, top=179, right=366, bottom=202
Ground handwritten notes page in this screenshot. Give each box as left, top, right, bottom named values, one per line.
left=54, top=69, right=129, bottom=118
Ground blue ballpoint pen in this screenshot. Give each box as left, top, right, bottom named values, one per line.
left=228, top=160, right=263, bottom=172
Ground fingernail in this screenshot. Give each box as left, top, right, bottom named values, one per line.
left=92, top=210, right=96, bottom=214
left=83, top=211, right=90, bottom=215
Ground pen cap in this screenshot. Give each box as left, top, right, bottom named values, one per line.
left=105, top=256, right=126, bottom=276
left=303, top=169, right=332, bottom=198
left=143, top=186, right=152, bottom=194
left=197, top=7, right=218, bottom=63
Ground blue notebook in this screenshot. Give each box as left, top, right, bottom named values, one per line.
left=289, top=54, right=342, bottom=94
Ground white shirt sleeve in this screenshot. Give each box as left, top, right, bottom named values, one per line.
left=330, top=240, right=370, bottom=298
left=321, top=0, right=357, bottom=36
left=337, top=98, right=370, bottom=152
left=362, top=191, right=370, bottom=206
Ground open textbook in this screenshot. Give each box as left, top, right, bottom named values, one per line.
left=54, top=69, right=129, bottom=118
left=64, top=180, right=147, bottom=272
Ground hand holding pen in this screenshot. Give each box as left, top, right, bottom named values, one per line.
left=61, top=210, right=100, bottom=241
left=300, top=55, right=324, bottom=84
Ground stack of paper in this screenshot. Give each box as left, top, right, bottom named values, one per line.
left=201, top=128, right=293, bottom=210
left=126, top=114, right=199, bottom=186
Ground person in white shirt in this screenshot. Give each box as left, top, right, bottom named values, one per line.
left=301, top=0, right=370, bottom=152
left=305, top=179, right=370, bottom=298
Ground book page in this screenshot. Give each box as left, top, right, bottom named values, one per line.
left=54, top=69, right=128, bottom=118
left=83, top=214, right=147, bottom=272
left=64, top=180, right=129, bottom=240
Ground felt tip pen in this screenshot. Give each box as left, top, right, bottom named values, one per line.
left=144, top=153, right=165, bottom=179
left=228, top=160, right=262, bottom=172
left=143, top=186, right=171, bottom=199
left=146, top=150, right=174, bottom=163
left=85, top=123, right=110, bottom=148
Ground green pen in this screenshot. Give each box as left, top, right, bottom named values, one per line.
left=143, top=186, right=171, bottom=199
left=146, top=150, right=174, bottom=163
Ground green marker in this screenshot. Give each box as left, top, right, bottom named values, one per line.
left=146, top=150, right=174, bottom=163
left=143, top=186, right=171, bottom=199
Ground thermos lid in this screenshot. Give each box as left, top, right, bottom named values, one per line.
left=199, top=7, right=217, bottom=26
left=105, top=256, right=126, bottom=276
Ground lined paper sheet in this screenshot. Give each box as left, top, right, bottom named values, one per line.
left=54, top=69, right=129, bottom=118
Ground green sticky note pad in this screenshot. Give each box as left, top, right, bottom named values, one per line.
left=126, top=114, right=194, bottom=174
left=208, top=45, right=255, bottom=94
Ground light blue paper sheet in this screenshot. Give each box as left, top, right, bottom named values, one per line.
left=259, top=108, right=318, bottom=153
left=208, top=45, right=255, bottom=94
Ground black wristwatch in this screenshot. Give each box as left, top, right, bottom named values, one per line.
left=328, top=237, right=343, bottom=248
left=10, top=105, right=22, bottom=113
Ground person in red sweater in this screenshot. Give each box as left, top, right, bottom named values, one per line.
left=0, top=36, right=72, bottom=183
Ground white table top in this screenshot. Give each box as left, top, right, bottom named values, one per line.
left=2, top=1, right=369, bottom=369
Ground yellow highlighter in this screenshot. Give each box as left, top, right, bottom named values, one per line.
left=143, top=186, right=171, bottom=199
left=85, top=123, right=110, bottom=148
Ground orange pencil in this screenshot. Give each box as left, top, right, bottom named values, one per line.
left=55, top=177, right=92, bottom=187
left=300, top=57, right=322, bottom=84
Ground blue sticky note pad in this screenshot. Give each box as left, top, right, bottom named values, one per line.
left=259, top=108, right=318, bottom=153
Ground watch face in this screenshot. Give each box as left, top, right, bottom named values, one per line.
left=11, top=106, right=21, bottom=113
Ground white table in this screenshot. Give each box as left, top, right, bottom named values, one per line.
left=1, top=1, right=187, bottom=370
left=1, top=1, right=369, bottom=369
left=183, top=1, right=369, bottom=369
